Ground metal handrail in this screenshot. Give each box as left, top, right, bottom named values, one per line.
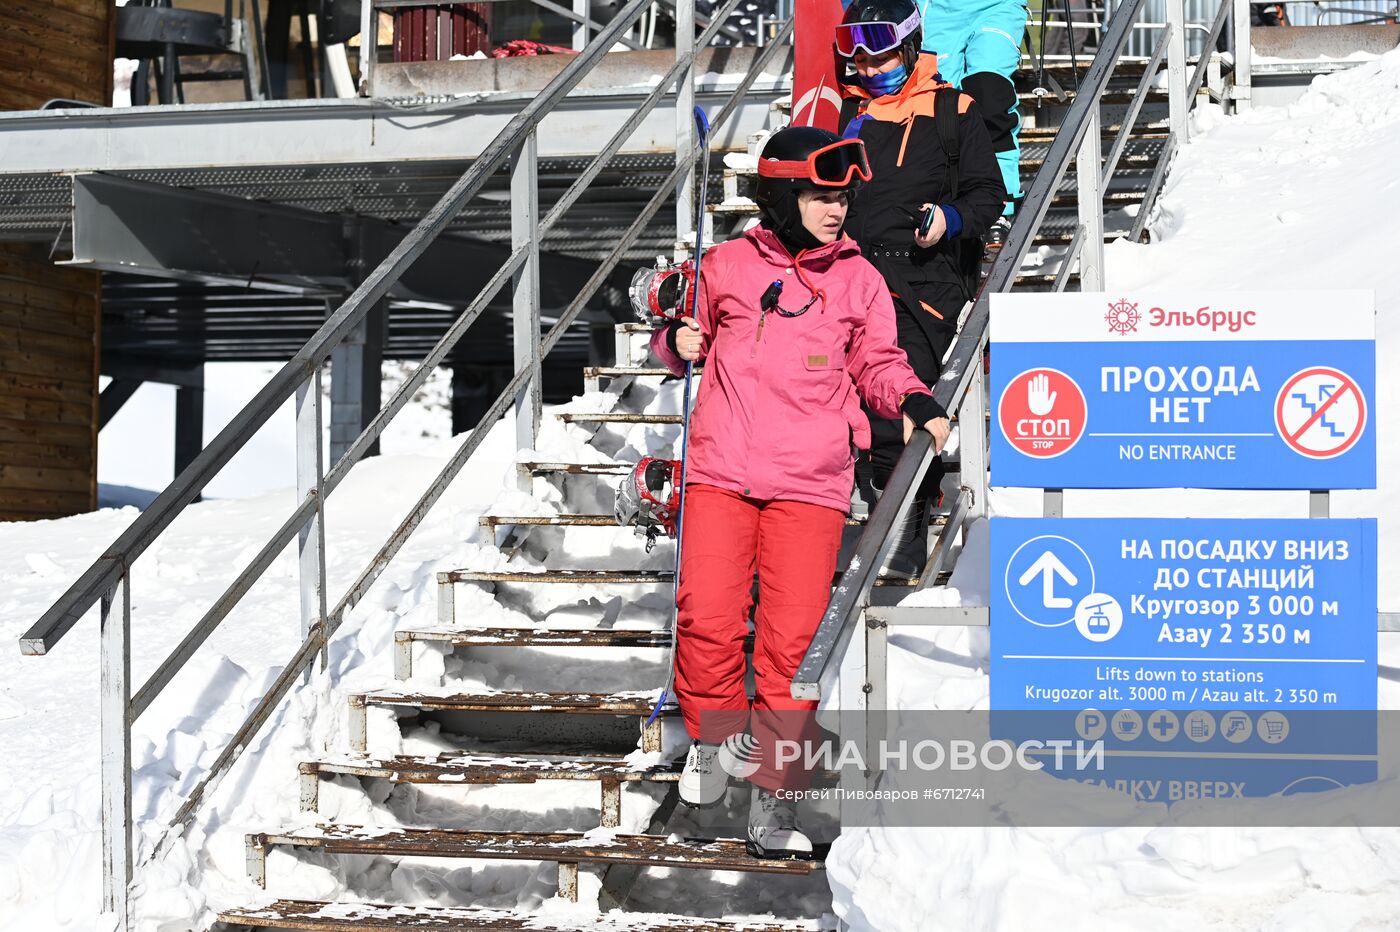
left=791, top=0, right=1167, bottom=702
left=24, top=0, right=787, bottom=923
left=21, top=0, right=654, bottom=658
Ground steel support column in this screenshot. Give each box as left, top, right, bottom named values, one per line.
left=1231, top=0, right=1252, bottom=111
left=174, top=366, right=206, bottom=480
left=511, top=131, right=543, bottom=491
left=1074, top=105, right=1105, bottom=291
left=1166, top=0, right=1190, bottom=141
left=328, top=299, right=385, bottom=463
left=100, top=575, right=132, bottom=928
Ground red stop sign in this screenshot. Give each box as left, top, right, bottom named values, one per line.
left=998, top=368, right=1088, bottom=458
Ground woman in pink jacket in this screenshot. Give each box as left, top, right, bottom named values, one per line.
left=648, top=126, right=951, bottom=857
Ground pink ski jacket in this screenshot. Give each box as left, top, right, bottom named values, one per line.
left=649, top=226, right=928, bottom=513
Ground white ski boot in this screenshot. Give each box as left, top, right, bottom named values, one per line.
left=679, top=740, right=727, bottom=807
left=747, top=787, right=814, bottom=859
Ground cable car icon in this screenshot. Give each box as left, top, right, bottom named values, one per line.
left=1081, top=599, right=1114, bottom=631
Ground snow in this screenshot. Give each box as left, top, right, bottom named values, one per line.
left=6, top=40, right=1397, bottom=932
left=826, top=46, right=1400, bottom=932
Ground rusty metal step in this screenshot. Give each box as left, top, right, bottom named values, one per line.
left=392, top=626, right=761, bottom=679
left=348, top=689, right=677, bottom=754
left=219, top=898, right=829, bottom=931
left=440, top=569, right=925, bottom=587
left=480, top=512, right=875, bottom=529
left=583, top=365, right=703, bottom=380
left=395, top=626, right=675, bottom=679
left=519, top=461, right=635, bottom=477
left=298, top=750, right=684, bottom=821
left=558, top=412, right=685, bottom=425
left=246, top=826, right=827, bottom=899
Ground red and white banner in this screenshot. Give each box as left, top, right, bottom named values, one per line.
left=792, top=0, right=845, bottom=131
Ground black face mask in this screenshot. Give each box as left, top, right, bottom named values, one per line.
left=760, top=191, right=828, bottom=256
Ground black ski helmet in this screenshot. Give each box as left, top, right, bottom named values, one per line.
left=839, top=0, right=923, bottom=75
left=754, top=127, right=871, bottom=244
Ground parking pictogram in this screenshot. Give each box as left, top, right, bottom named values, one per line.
left=1275, top=367, right=1367, bottom=459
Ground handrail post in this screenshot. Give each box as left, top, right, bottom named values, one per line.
left=359, top=1, right=377, bottom=97
left=572, top=0, right=588, bottom=49
left=100, top=572, right=132, bottom=929
left=512, top=130, right=542, bottom=490
left=963, top=351, right=989, bottom=519
left=1166, top=0, right=1190, bottom=142
left=1231, top=0, right=1252, bottom=112
left=675, top=0, right=697, bottom=258
left=296, top=367, right=329, bottom=673
left=1075, top=101, right=1105, bottom=290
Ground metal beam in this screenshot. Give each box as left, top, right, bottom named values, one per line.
left=0, top=79, right=786, bottom=174
left=102, top=352, right=205, bottom=387
left=99, top=379, right=144, bottom=430
left=68, top=173, right=606, bottom=310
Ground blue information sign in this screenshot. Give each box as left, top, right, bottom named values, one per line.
left=989, top=292, right=1376, bottom=489
left=991, top=517, right=1378, bottom=801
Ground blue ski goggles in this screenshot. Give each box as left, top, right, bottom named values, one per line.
left=835, top=9, right=921, bottom=57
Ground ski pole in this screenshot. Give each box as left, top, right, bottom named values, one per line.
left=646, top=105, right=711, bottom=726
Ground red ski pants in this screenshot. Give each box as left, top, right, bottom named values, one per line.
left=674, top=484, right=845, bottom=792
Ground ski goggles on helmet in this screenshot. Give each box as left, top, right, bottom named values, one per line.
left=835, top=9, right=921, bottom=57
left=629, top=261, right=695, bottom=322
left=756, top=138, right=872, bottom=188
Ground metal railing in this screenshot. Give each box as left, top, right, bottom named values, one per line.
left=358, top=0, right=765, bottom=97
left=21, top=1, right=791, bottom=925
left=791, top=0, right=1243, bottom=715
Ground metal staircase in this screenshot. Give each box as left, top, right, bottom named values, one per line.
left=16, top=0, right=1253, bottom=927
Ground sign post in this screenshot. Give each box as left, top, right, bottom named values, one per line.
left=989, top=292, right=1379, bottom=805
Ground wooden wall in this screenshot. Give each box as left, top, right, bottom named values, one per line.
left=0, top=0, right=110, bottom=520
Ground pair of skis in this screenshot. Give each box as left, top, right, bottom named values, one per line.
left=646, top=106, right=712, bottom=727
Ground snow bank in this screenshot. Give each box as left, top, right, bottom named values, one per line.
left=826, top=46, right=1400, bottom=932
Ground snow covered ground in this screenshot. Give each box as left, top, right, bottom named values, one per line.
left=826, top=45, right=1400, bottom=932
left=4, top=40, right=1398, bottom=932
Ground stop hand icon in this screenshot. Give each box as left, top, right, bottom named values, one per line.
left=999, top=368, right=1089, bottom=458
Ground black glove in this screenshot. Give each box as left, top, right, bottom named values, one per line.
left=900, top=392, right=948, bottom=429
left=665, top=319, right=685, bottom=357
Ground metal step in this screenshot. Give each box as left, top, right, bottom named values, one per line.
left=440, top=569, right=925, bottom=587
left=583, top=365, right=701, bottom=380
left=219, top=898, right=829, bottom=931
left=246, top=826, right=828, bottom=899
left=558, top=412, right=685, bottom=425
left=298, top=750, right=684, bottom=822
left=520, top=461, right=636, bottom=477
left=349, top=689, right=677, bottom=754
left=481, top=513, right=874, bottom=529
left=393, top=626, right=758, bottom=679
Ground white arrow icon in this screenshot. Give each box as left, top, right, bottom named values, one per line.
left=1018, top=551, right=1078, bottom=608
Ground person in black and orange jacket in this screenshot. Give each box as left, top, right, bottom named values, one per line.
left=836, top=0, right=1005, bottom=574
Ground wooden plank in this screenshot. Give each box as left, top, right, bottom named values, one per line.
left=1, top=8, right=114, bottom=66
left=0, top=490, right=93, bottom=520
left=0, top=464, right=93, bottom=492
left=0, top=303, right=97, bottom=340
left=0, top=347, right=91, bottom=381
left=0, top=59, right=108, bottom=100
left=0, top=395, right=93, bottom=427
left=0, top=255, right=101, bottom=299
left=0, top=440, right=93, bottom=471
left=2, top=0, right=110, bottom=30
left=0, top=417, right=94, bottom=447
left=0, top=325, right=94, bottom=359
left=0, top=371, right=94, bottom=406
